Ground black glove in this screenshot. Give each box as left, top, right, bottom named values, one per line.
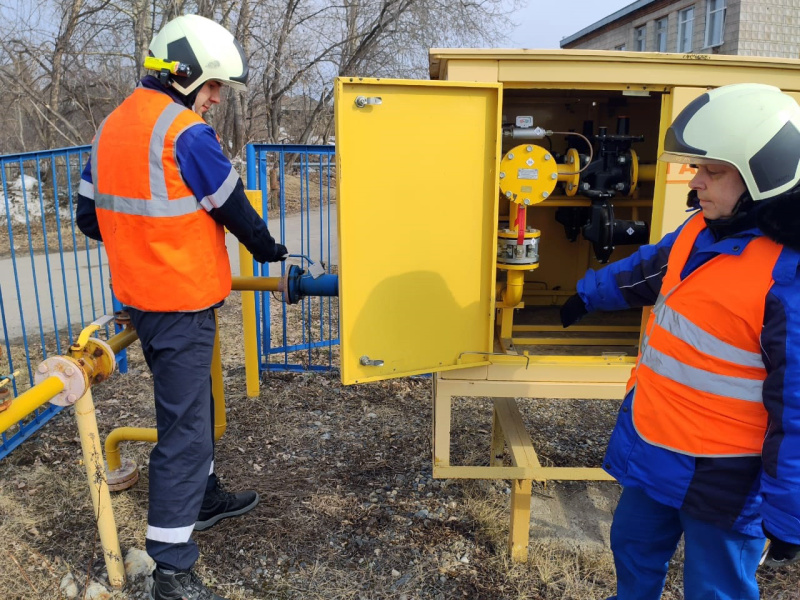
left=560, top=294, right=588, bottom=328
left=762, top=524, right=800, bottom=568
left=272, top=243, right=288, bottom=262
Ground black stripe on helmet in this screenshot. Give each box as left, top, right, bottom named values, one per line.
left=663, top=93, right=710, bottom=156
left=167, top=37, right=202, bottom=90
left=229, top=38, right=249, bottom=86
left=749, top=121, right=800, bottom=195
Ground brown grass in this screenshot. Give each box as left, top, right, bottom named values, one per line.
left=1, top=294, right=800, bottom=599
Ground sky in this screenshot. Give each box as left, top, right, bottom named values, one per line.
left=509, top=0, right=639, bottom=49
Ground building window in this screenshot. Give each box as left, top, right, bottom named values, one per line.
left=677, top=7, right=694, bottom=52
left=705, top=0, right=726, bottom=47
left=634, top=25, right=647, bottom=51
left=656, top=17, right=668, bottom=52
left=615, top=43, right=627, bottom=51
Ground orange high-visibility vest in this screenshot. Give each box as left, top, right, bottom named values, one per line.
left=91, top=88, right=231, bottom=312
left=627, top=213, right=782, bottom=457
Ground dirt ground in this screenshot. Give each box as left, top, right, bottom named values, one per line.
left=2, top=296, right=800, bottom=599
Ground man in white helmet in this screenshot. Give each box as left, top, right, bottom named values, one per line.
left=76, top=14, right=287, bottom=600
left=560, top=83, right=800, bottom=598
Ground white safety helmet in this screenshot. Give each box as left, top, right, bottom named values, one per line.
left=660, top=83, right=800, bottom=201
left=148, top=14, right=248, bottom=95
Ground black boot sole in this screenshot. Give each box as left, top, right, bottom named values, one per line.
left=194, top=494, right=260, bottom=531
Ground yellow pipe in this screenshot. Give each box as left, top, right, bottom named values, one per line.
left=105, top=427, right=158, bottom=472
left=231, top=275, right=281, bottom=292
left=638, top=163, right=657, bottom=182
left=107, top=326, right=139, bottom=355
left=211, top=310, right=226, bottom=441
left=0, top=376, right=64, bottom=434
left=498, top=270, right=526, bottom=308
left=556, top=162, right=656, bottom=185
left=75, top=388, right=125, bottom=588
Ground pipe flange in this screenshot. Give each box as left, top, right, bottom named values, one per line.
left=79, top=338, right=116, bottom=385
left=106, top=458, right=139, bottom=492
left=497, top=232, right=540, bottom=266
left=280, top=264, right=305, bottom=305
left=34, top=355, right=88, bottom=406
left=114, top=310, right=131, bottom=327
left=499, top=144, right=558, bottom=205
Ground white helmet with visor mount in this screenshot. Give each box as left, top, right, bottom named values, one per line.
left=147, top=14, right=248, bottom=96
left=660, top=83, right=800, bottom=201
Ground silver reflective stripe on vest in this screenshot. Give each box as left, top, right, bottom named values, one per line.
left=653, top=293, right=667, bottom=313
left=93, top=102, right=201, bottom=218
left=199, top=165, right=238, bottom=211
left=640, top=344, right=763, bottom=402
left=636, top=292, right=668, bottom=360
left=148, top=103, right=184, bottom=203
left=95, top=194, right=199, bottom=217
left=655, top=304, right=764, bottom=368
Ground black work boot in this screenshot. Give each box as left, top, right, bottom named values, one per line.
left=149, top=567, right=227, bottom=600
left=194, top=474, right=259, bottom=531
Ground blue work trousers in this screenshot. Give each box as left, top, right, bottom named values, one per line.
left=608, top=486, right=763, bottom=600
left=128, top=308, right=217, bottom=571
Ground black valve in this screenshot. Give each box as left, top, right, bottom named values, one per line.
left=556, top=201, right=649, bottom=264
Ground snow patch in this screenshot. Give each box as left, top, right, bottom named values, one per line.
left=1, top=175, right=71, bottom=224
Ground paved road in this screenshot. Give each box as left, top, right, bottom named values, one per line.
left=0, top=209, right=337, bottom=340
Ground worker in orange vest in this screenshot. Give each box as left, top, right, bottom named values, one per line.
left=76, top=14, right=287, bottom=600
left=561, top=83, right=800, bottom=599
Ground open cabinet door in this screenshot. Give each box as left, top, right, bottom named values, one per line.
left=335, top=77, right=502, bottom=384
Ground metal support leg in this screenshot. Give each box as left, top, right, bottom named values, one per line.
left=509, top=479, right=532, bottom=562
left=75, top=388, right=125, bottom=588
left=494, top=397, right=537, bottom=562
left=432, top=375, right=452, bottom=469
left=490, top=405, right=505, bottom=467
left=499, top=306, right=514, bottom=342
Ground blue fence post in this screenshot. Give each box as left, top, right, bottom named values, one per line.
left=111, top=293, right=128, bottom=374
left=244, top=144, right=339, bottom=374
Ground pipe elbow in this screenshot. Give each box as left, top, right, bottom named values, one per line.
left=498, top=271, right=525, bottom=308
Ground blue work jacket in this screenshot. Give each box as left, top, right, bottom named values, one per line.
left=576, top=211, right=800, bottom=543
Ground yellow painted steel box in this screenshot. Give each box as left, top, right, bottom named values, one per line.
left=334, top=50, right=800, bottom=393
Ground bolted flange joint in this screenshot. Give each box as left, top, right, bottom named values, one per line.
left=34, top=355, right=88, bottom=406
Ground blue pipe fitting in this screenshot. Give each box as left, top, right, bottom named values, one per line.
left=283, top=264, right=339, bottom=304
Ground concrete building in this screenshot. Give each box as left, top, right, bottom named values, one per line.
left=561, top=0, right=800, bottom=59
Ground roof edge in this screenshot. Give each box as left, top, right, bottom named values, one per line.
left=560, top=0, right=657, bottom=47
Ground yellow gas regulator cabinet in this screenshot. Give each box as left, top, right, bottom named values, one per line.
left=333, top=49, right=800, bottom=561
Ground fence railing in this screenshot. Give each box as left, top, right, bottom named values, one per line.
left=245, top=144, right=339, bottom=373
left=1, top=143, right=339, bottom=460
left=0, top=145, right=118, bottom=459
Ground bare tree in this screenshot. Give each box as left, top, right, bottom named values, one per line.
left=0, top=0, right=519, bottom=155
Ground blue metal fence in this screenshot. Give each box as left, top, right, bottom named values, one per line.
left=0, top=143, right=339, bottom=459
left=245, top=144, right=339, bottom=373
left=0, top=145, right=117, bottom=459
